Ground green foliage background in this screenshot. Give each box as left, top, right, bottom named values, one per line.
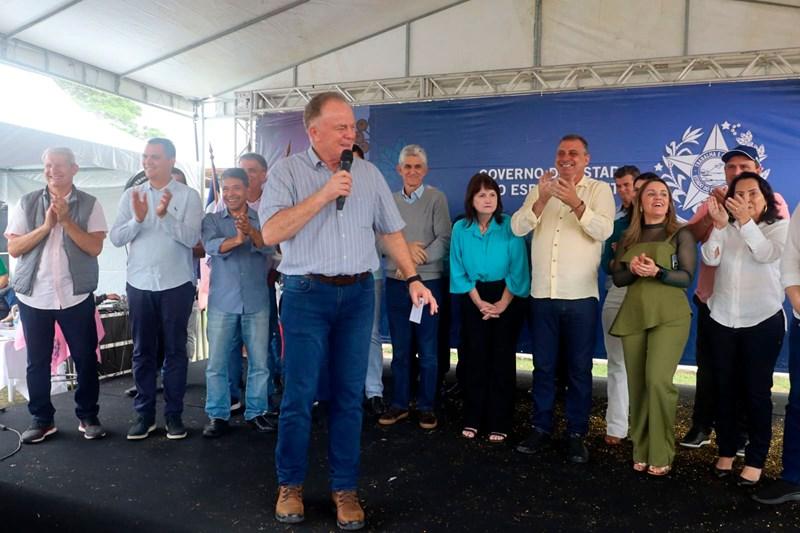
left=57, top=80, right=165, bottom=139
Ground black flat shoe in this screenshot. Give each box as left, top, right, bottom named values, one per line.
left=752, top=479, right=800, bottom=504
left=248, top=414, right=277, bottom=433
left=738, top=476, right=760, bottom=487
left=202, top=418, right=229, bottom=438
left=713, top=466, right=733, bottom=479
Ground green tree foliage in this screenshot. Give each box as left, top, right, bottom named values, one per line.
left=56, top=80, right=165, bottom=139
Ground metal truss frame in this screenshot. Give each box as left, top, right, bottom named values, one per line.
left=233, top=47, right=800, bottom=155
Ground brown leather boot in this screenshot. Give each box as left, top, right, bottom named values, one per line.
left=275, top=485, right=304, bottom=524
left=332, top=490, right=365, bottom=530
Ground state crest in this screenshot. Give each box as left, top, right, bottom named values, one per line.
left=656, top=122, right=769, bottom=221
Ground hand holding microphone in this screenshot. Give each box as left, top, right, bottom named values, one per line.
left=336, top=149, right=353, bottom=211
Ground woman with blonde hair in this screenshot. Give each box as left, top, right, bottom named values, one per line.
left=610, top=176, right=696, bottom=476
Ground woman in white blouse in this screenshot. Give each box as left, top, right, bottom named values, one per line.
left=702, top=171, right=789, bottom=486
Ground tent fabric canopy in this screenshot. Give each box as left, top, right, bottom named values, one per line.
left=0, top=119, right=142, bottom=295
left=2, top=0, right=799, bottom=116
left=0, top=121, right=140, bottom=180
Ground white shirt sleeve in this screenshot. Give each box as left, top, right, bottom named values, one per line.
left=87, top=199, right=108, bottom=233
left=4, top=200, right=28, bottom=237
left=781, top=205, right=800, bottom=289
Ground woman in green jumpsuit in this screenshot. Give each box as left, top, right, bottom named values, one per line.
left=610, top=178, right=696, bottom=476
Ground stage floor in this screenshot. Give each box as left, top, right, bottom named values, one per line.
left=0, top=361, right=793, bottom=532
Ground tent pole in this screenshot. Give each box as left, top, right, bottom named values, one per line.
left=199, top=103, right=207, bottom=197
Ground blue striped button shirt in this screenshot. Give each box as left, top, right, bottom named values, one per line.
left=259, top=147, right=405, bottom=276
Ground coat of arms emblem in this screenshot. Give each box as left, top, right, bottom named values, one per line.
left=657, top=122, right=768, bottom=220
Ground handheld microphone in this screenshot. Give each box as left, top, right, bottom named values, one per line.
left=336, top=149, right=354, bottom=211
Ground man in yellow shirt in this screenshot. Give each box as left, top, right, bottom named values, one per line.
left=511, top=134, right=615, bottom=463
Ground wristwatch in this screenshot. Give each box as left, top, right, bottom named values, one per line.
left=406, top=274, right=423, bottom=286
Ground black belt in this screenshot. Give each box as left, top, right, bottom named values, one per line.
left=307, top=272, right=370, bottom=286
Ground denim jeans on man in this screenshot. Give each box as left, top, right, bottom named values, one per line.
left=386, top=278, right=441, bottom=412
left=365, top=276, right=385, bottom=399
left=206, top=307, right=269, bottom=420
left=222, top=289, right=278, bottom=406
left=783, top=317, right=800, bottom=484
left=19, top=295, right=99, bottom=424
left=228, top=337, right=244, bottom=402
left=529, top=297, right=598, bottom=435
left=267, top=280, right=283, bottom=410
left=276, top=274, right=374, bottom=491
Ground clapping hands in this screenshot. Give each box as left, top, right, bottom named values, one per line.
left=233, top=213, right=256, bottom=243
left=707, top=197, right=729, bottom=229
left=629, top=253, right=659, bottom=278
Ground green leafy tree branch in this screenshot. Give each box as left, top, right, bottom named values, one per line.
left=56, top=80, right=165, bottom=140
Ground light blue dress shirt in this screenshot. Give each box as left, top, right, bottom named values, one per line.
left=202, top=207, right=270, bottom=315
left=260, top=147, right=405, bottom=276
left=449, top=214, right=531, bottom=297
left=110, top=178, right=203, bottom=291
left=400, top=184, right=425, bottom=204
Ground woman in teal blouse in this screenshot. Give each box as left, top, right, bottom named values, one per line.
left=450, top=173, right=530, bottom=443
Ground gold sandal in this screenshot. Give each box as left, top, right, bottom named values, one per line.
left=647, top=465, right=671, bottom=476
left=488, top=432, right=507, bottom=444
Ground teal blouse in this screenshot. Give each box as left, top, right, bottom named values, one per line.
left=601, top=214, right=630, bottom=275
left=449, top=214, right=530, bottom=297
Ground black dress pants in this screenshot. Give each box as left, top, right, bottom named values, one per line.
left=709, top=310, right=784, bottom=468
left=459, top=280, right=525, bottom=434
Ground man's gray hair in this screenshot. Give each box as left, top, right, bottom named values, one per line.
left=303, top=92, right=349, bottom=129
left=42, top=147, right=77, bottom=166
left=398, top=144, right=428, bottom=167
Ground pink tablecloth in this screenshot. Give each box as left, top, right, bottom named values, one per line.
left=14, top=308, right=105, bottom=374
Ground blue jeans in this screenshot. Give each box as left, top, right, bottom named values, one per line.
left=227, top=333, right=243, bottom=402
left=229, top=284, right=280, bottom=405
left=276, top=274, right=374, bottom=491
left=128, top=282, right=194, bottom=420
left=267, top=280, right=283, bottom=410
left=365, top=276, right=385, bottom=399
left=206, top=307, right=270, bottom=421
left=18, top=296, right=99, bottom=424
left=529, top=297, right=598, bottom=435
left=783, top=317, right=800, bottom=484
left=386, top=278, right=441, bottom=412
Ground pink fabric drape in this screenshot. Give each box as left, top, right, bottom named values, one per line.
left=15, top=308, right=105, bottom=374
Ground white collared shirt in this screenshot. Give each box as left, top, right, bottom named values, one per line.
left=702, top=218, right=789, bottom=328
left=781, top=204, right=800, bottom=319
left=5, top=193, right=107, bottom=310
left=511, top=176, right=615, bottom=300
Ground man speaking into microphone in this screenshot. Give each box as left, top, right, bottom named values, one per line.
left=260, top=91, right=437, bottom=530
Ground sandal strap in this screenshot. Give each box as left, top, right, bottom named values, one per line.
left=647, top=465, right=671, bottom=476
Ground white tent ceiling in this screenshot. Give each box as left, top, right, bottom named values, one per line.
left=1, top=0, right=799, bottom=118
left=0, top=0, right=464, bottom=114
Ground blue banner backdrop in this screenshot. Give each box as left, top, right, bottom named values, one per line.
left=256, top=79, right=800, bottom=371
